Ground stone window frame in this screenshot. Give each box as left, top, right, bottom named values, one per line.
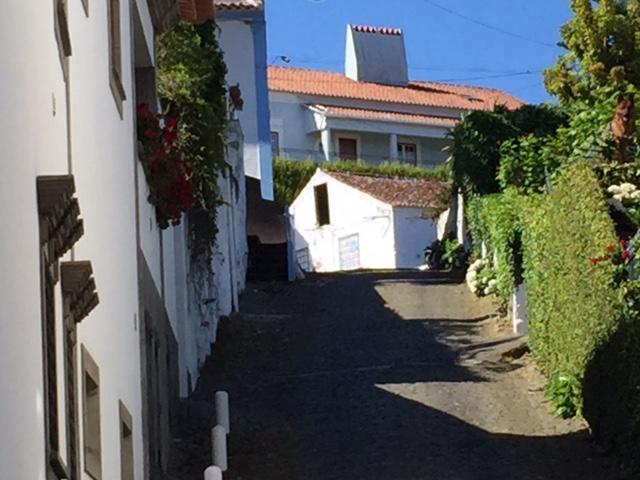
left=54, top=0, right=72, bottom=79
left=81, top=346, right=102, bottom=480
left=119, top=401, right=135, bottom=480
left=108, top=0, right=126, bottom=117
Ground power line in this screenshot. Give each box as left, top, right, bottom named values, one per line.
left=421, top=0, right=558, bottom=49
left=434, top=70, right=541, bottom=82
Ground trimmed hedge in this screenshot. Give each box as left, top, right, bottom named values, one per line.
left=466, top=189, right=527, bottom=307
left=522, top=162, right=619, bottom=413
left=273, top=158, right=449, bottom=206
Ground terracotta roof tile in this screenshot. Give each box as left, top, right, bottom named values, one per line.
left=214, top=0, right=261, bottom=10
left=269, top=66, right=523, bottom=111
left=324, top=170, right=451, bottom=209
left=314, top=105, right=459, bottom=127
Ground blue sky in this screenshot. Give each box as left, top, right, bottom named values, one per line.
left=265, top=0, right=573, bottom=104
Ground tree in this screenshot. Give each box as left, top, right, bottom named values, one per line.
left=449, top=105, right=567, bottom=196
left=545, top=0, right=640, bottom=105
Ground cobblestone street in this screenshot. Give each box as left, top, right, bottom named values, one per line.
left=171, top=271, right=621, bottom=480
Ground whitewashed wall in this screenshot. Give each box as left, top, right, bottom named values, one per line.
left=0, top=3, right=69, bottom=478
left=290, top=170, right=396, bottom=271
left=393, top=208, right=438, bottom=268
left=69, top=0, right=146, bottom=477
left=217, top=13, right=273, bottom=200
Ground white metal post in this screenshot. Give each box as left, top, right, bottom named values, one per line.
left=215, top=391, right=230, bottom=434
left=204, top=465, right=223, bottom=480
left=212, top=425, right=228, bottom=472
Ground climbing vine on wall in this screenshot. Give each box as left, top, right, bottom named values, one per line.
left=156, top=20, right=228, bottom=270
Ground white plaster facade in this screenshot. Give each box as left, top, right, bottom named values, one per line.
left=0, top=1, right=251, bottom=479
left=290, top=170, right=444, bottom=272
left=270, top=91, right=452, bottom=167
left=216, top=1, right=274, bottom=200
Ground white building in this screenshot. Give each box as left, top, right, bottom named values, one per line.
left=0, top=1, right=252, bottom=479
left=215, top=0, right=274, bottom=201
left=290, top=169, right=453, bottom=272
left=269, top=24, right=522, bottom=166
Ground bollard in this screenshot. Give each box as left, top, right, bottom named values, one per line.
left=212, top=425, right=228, bottom=472
left=204, top=465, right=223, bottom=480
left=215, top=391, right=230, bottom=434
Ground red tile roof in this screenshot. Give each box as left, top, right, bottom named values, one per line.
left=313, top=105, right=459, bottom=128
left=268, top=66, right=524, bottom=111
left=324, top=170, right=451, bottom=209
left=214, top=0, right=261, bottom=10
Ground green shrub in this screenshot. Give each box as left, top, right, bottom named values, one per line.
left=425, top=234, right=467, bottom=270
left=466, top=189, right=528, bottom=307
left=522, top=162, right=619, bottom=414
left=273, top=158, right=449, bottom=206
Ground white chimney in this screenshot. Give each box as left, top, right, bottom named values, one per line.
left=345, top=24, right=409, bottom=86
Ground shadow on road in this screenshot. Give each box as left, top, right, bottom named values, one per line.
left=169, top=271, right=621, bottom=480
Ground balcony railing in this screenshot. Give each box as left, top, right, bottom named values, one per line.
left=275, top=147, right=443, bottom=168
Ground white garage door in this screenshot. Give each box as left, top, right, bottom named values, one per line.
left=338, top=234, right=361, bottom=270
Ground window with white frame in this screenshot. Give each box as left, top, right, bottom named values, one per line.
left=398, top=143, right=417, bottom=165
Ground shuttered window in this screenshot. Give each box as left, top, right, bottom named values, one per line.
left=108, top=0, right=126, bottom=115
left=314, top=184, right=331, bottom=226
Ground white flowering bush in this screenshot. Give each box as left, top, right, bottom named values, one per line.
left=466, top=258, right=497, bottom=297
left=607, top=182, right=640, bottom=226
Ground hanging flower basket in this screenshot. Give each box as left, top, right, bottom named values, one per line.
left=136, top=103, right=193, bottom=228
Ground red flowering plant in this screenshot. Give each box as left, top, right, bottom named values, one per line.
left=591, top=238, right=637, bottom=285
left=136, top=103, right=193, bottom=228
left=591, top=237, right=640, bottom=323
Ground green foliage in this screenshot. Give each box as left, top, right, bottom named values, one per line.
left=449, top=105, right=567, bottom=195
left=273, top=158, right=317, bottom=206
left=498, top=89, right=626, bottom=193
left=466, top=190, right=527, bottom=306
left=157, top=21, right=228, bottom=268
left=545, top=0, right=640, bottom=105
left=546, top=374, right=581, bottom=419
left=425, top=234, right=467, bottom=270
left=273, top=158, right=450, bottom=206
left=523, top=162, right=619, bottom=414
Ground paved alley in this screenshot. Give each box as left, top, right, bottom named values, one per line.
left=171, top=271, right=621, bottom=480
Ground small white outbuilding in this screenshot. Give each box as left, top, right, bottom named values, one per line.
left=289, top=169, right=452, bottom=272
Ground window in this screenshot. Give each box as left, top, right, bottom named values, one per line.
left=108, top=0, right=126, bottom=115
left=314, top=184, right=330, bottom=226
left=398, top=143, right=417, bottom=165
left=82, top=346, right=102, bottom=480
left=271, top=131, right=280, bottom=157
left=338, top=138, right=358, bottom=161
left=296, top=248, right=310, bottom=271
left=54, top=0, right=72, bottom=78
left=119, top=402, right=134, bottom=480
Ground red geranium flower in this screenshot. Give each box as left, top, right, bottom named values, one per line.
left=144, top=128, right=155, bottom=140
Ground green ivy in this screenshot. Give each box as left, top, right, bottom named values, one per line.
left=157, top=21, right=228, bottom=270
left=522, top=162, right=619, bottom=415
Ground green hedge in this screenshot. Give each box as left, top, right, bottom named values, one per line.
left=273, top=158, right=449, bottom=206
left=466, top=189, right=528, bottom=306
left=522, top=162, right=619, bottom=413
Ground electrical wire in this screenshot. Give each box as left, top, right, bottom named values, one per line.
left=421, top=0, right=558, bottom=49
